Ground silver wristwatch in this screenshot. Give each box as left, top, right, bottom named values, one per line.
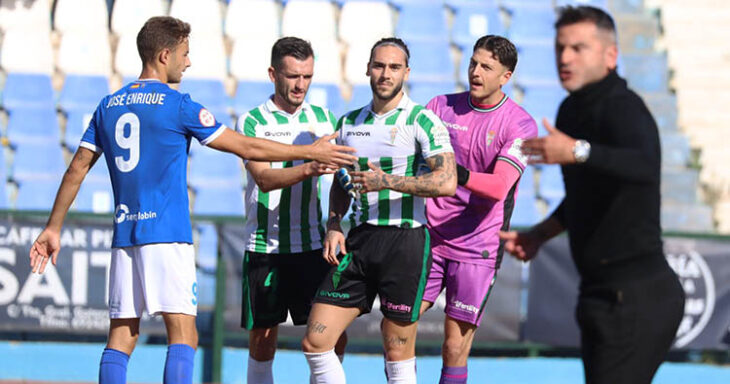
left=573, top=139, right=591, bottom=163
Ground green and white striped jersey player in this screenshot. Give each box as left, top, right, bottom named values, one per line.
left=236, top=98, right=337, bottom=253
left=336, top=94, right=454, bottom=229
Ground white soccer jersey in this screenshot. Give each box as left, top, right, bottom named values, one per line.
left=336, top=94, right=453, bottom=228
left=236, top=99, right=336, bottom=254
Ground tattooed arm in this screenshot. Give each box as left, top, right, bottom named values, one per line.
left=350, top=152, right=457, bottom=197
left=322, top=179, right=353, bottom=266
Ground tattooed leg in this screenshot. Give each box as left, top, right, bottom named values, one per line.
left=302, top=304, right=360, bottom=353
left=381, top=318, right=419, bottom=361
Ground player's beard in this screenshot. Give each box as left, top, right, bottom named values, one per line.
left=371, top=79, right=404, bottom=103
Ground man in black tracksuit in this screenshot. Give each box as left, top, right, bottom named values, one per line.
left=500, top=6, right=685, bottom=384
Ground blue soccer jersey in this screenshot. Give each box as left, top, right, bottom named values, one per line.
left=80, top=79, right=226, bottom=247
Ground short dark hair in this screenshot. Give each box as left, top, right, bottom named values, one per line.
left=472, top=35, right=518, bottom=72
left=555, top=5, right=616, bottom=36
left=137, top=16, right=191, bottom=65
left=369, top=37, right=410, bottom=67
left=271, top=37, right=314, bottom=70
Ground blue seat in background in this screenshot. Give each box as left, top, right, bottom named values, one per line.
left=538, top=165, right=564, bottom=198
left=73, top=158, right=112, bottom=213
left=0, top=181, right=7, bottom=209
left=193, top=185, right=245, bottom=216
left=555, top=0, right=608, bottom=8
left=1, top=73, right=55, bottom=111
left=520, top=84, right=566, bottom=134
left=12, top=142, right=65, bottom=182
left=506, top=4, right=555, bottom=44
left=188, top=143, right=243, bottom=189
left=74, top=180, right=113, bottom=213
left=195, top=222, right=219, bottom=270
left=307, top=83, right=345, bottom=117
left=621, top=53, right=668, bottom=93
left=6, top=108, right=61, bottom=145
left=451, top=4, right=504, bottom=49
left=0, top=146, right=7, bottom=209
left=234, top=81, right=273, bottom=115
left=390, top=0, right=444, bottom=8
left=517, top=164, right=536, bottom=199
left=179, top=78, right=231, bottom=120
left=407, top=81, right=457, bottom=106
left=446, top=0, right=499, bottom=7
left=396, top=4, right=449, bottom=42
left=58, top=75, right=110, bottom=113
left=510, top=196, right=541, bottom=227
left=346, top=84, right=372, bottom=111
left=515, top=43, right=558, bottom=86
left=408, top=41, right=455, bottom=83
left=64, top=110, right=94, bottom=150
left=15, top=179, right=59, bottom=211
left=194, top=221, right=219, bottom=306
left=660, top=132, right=691, bottom=168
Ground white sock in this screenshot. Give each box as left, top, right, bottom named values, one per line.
left=385, top=357, right=417, bottom=384
left=247, top=356, right=273, bottom=384
left=304, top=349, right=346, bottom=384
left=311, top=354, right=344, bottom=383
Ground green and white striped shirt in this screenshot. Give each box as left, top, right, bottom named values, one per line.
left=336, top=94, right=453, bottom=228
left=236, top=98, right=336, bottom=254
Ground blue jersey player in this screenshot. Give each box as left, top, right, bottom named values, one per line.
left=28, top=17, right=356, bottom=384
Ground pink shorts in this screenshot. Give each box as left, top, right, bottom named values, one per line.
left=422, top=252, right=497, bottom=327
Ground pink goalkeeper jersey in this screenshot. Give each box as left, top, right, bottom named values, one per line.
left=426, top=92, right=538, bottom=267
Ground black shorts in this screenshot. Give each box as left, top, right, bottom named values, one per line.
left=314, top=223, right=433, bottom=323
left=241, top=249, right=332, bottom=329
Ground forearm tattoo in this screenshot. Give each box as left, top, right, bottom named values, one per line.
left=377, top=153, right=456, bottom=197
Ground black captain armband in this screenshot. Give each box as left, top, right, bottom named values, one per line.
left=456, top=164, right=470, bottom=186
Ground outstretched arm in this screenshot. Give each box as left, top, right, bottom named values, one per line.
left=350, top=152, right=457, bottom=197
left=245, top=161, right=333, bottom=193
left=30, top=147, right=100, bottom=274
left=207, top=129, right=357, bottom=168
left=499, top=201, right=566, bottom=262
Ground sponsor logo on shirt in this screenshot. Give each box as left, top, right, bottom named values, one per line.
left=199, top=108, right=215, bottom=127
left=114, top=204, right=158, bottom=224
left=452, top=299, right=479, bottom=314
left=346, top=131, right=370, bottom=137
left=444, top=121, right=468, bottom=132
left=319, top=290, right=351, bottom=299
left=264, top=131, right=292, bottom=137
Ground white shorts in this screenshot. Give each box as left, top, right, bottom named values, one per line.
left=109, top=243, right=198, bottom=318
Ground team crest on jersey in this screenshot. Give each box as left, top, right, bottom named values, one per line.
left=389, top=126, right=398, bottom=144
left=486, top=131, right=496, bottom=146
left=199, top=108, right=215, bottom=127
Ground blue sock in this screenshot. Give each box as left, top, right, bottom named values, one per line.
left=99, top=348, right=129, bottom=384
left=163, top=344, right=195, bottom=384
left=439, top=366, right=467, bottom=384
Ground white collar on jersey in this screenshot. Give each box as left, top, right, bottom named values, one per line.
left=366, top=92, right=414, bottom=117
left=264, top=96, right=311, bottom=118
